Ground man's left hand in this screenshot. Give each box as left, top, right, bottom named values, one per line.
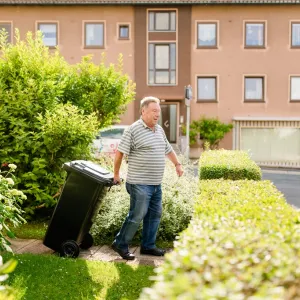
left=176, top=164, right=184, bottom=177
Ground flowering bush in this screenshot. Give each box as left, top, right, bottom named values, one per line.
left=0, top=164, right=26, bottom=251
left=90, top=155, right=199, bottom=244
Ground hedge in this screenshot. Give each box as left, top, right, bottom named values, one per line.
left=199, top=150, right=262, bottom=180
left=140, top=180, right=300, bottom=299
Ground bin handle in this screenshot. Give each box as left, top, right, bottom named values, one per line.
left=108, top=178, right=124, bottom=191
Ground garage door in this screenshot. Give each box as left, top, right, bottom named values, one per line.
left=233, top=118, right=300, bottom=168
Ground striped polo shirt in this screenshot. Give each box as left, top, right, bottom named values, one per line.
left=117, top=118, right=173, bottom=185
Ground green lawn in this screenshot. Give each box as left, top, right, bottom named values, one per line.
left=11, top=221, right=48, bottom=240
left=2, top=253, right=154, bottom=300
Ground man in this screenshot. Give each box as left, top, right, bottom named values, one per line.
left=111, top=96, right=184, bottom=260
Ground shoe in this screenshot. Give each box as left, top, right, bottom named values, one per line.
left=140, top=247, right=166, bottom=256
left=111, top=243, right=135, bottom=260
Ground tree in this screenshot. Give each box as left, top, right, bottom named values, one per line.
left=0, top=29, right=135, bottom=216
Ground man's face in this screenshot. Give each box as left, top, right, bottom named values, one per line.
left=142, top=102, right=161, bottom=127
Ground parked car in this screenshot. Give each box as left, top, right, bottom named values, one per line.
left=92, top=125, right=129, bottom=156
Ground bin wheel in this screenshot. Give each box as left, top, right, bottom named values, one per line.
left=80, top=233, right=94, bottom=250
left=60, top=240, right=80, bottom=258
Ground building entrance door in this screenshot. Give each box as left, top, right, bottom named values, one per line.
left=159, top=104, right=177, bottom=143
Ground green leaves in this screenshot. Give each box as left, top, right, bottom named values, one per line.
left=141, top=179, right=300, bottom=299
left=182, top=116, right=233, bottom=148
left=62, top=54, right=136, bottom=128
left=0, top=165, right=26, bottom=252
left=199, top=150, right=262, bottom=180
left=0, top=29, right=135, bottom=216
left=90, top=156, right=198, bottom=243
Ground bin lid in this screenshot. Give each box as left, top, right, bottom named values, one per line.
left=63, top=160, right=114, bottom=185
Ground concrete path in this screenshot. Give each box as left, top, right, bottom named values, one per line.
left=9, top=238, right=165, bottom=267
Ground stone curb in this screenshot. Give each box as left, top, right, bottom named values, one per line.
left=9, top=238, right=166, bottom=267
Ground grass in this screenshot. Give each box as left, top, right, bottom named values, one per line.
left=11, top=221, right=48, bottom=240
left=2, top=252, right=155, bottom=300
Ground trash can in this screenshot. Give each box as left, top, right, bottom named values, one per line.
left=43, top=160, right=114, bottom=258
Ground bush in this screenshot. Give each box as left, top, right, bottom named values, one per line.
left=182, top=116, right=233, bottom=148
left=140, top=180, right=300, bottom=299
left=63, top=54, right=136, bottom=128
left=21, top=104, right=98, bottom=213
left=0, top=256, right=17, bottom=300
left=90, top=157, right=199, bottom=244
left=0, top=164, right=26, bottom=251
left=0, top=29, right=134, bottom=216
left=199, top=150, right=262, bottom=180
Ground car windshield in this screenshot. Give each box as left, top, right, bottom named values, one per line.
left=100, top=128, right=125, bottom=139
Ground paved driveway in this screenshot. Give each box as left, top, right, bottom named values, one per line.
left=262, top=169, right=300, bottom=209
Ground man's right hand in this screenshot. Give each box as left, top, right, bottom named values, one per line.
left=113, top=174, right=122, bottom=185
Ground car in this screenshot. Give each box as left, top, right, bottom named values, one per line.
left=92, top=125, right=129, bottom=156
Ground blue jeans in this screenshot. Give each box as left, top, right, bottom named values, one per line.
left=114, top=183, right=162, bottom=251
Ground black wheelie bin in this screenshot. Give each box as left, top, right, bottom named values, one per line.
left=43, top=160, right=114, bottom=258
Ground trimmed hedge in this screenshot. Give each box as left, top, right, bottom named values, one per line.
left=140, top=180, right=300, bottom=299
left=199, top=150, right=262, bottom=180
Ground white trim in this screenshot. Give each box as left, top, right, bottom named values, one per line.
left=233, top=117, right=300, bottom=121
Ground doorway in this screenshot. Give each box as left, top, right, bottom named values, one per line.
left=159, top=104, right=177, bottom=143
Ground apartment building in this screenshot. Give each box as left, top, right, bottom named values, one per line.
left=0, top=0, right=299, bottom=167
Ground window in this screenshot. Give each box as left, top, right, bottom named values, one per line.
left=290, top=76, right=300, bottom=101
left=38, top=23, right=57, bottom=47
left=148, top=11, right=176, bottom=31
left=291, top=22, right=300, bottom=48
left=245, top=22, right=265, bottom=48
left=148, top=43, right=176, bottom=85
left=0, top=23, right=12, bottom=43
left=84, top=22, right=104, bottom=48
left=118, top=25, right=129, bottom=40
left=197, top=77, right=217, bottom=102
left=197, top=22, right=217, bottom=48
left=244, top=77, right=264, bottom=102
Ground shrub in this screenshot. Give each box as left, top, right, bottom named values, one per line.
left=21, top=104, right=98, bottom=214
left=90, top=157, right=199, bottom=244
left=0, top=256, right=17, bottom=300
left=63, top=54, right=136, bottom=128
left=140, top=180, right=300, bottom=299
left=0, top=164, right=26, bottom=251
left=182, top=117, right=233, bottom=148
left=0, top=29, right=134, bottom=216
left=199, top=150, right=262, bottom=180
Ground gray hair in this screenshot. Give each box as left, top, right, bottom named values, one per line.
left=140, top=96, right=160, bottom=114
